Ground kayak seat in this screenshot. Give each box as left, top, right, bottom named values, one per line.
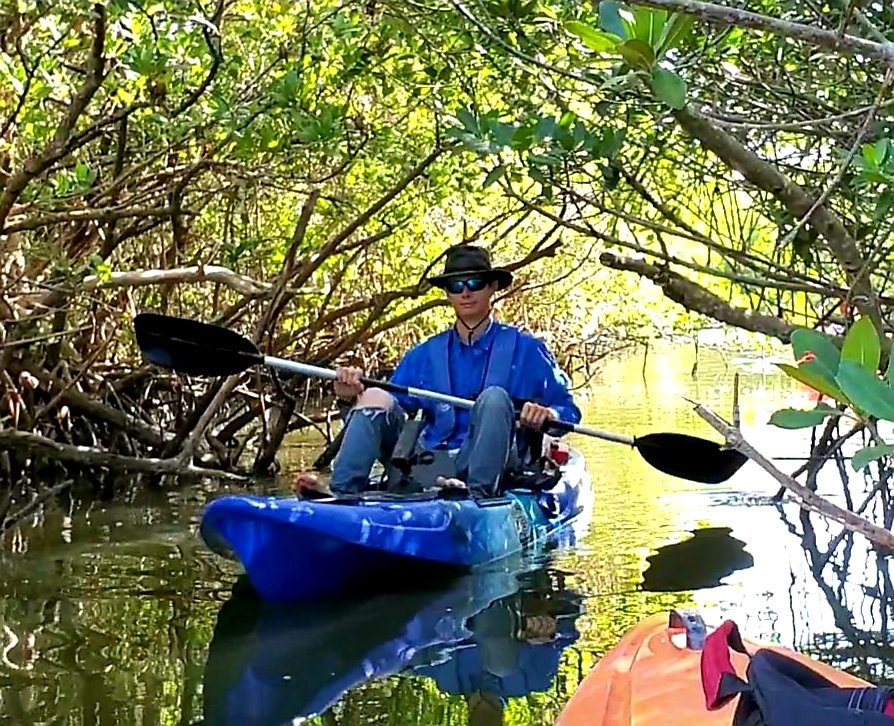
left=382, top=419, right=556, bottom=495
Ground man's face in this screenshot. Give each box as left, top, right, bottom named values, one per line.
left=444, top=275, right=497, bottom=319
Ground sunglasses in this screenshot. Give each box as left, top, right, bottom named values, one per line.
left=445, top=276, right=490, bottom=294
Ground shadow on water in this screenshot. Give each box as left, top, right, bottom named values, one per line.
left=200, top=559, right=583, bottom=725
left=640, top=526, right=755, bottom=592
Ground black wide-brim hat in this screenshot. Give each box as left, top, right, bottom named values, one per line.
left=427, top=244, right=513, bottom=291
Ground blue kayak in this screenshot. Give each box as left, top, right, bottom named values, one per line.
left=200, top=449, right=591, bottom=602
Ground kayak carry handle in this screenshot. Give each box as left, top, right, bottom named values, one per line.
left=669, top=609, right=706, bottom=651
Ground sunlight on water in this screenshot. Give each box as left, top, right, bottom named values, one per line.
left=0, top=342, right=892, bottom=725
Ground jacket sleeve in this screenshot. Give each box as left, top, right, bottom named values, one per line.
left=531, top=339, right=581, bottom=427
left=387, top=345, right=423, bottom=416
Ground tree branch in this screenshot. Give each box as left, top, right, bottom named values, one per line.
left=673, top=106, right=884, bottom=331
left=0, top=4, right=108, bottom=227
left=254, top=189, right=321, bottom=345
left=79, top=264, right=321, bottom=296
left=3, top=205, right=182, bottom=234
left=626, top=0, right=894, bottom=68
left=695, top=402, right=894, bottom=550
left=292, top=146, right=449, bottom=288
left=0, top=429, right=247, bottom=480
left=600, top=251, right=797, bottom=341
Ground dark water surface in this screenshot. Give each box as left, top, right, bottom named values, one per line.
left=2, top=343, right=893, bottom=725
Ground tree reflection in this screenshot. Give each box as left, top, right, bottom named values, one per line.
left=779, top=506, right=894, bottom=685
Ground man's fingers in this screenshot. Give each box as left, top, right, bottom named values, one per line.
left=336, top=366, right=363, bottom=387
left=351, top=367, right=364, bottom=386
left=520, top=402, right=548, bottom=429
left=518, top=402, right=559, bottom=429
left=520, top=402, right=533, bottom=427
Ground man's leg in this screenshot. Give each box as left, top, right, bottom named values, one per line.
left=454, top=386, right=517, bottom=495
left=329, top=388, right=405, bottom=494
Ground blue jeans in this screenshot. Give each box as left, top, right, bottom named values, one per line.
left=330, top=386, right=518, bottom=495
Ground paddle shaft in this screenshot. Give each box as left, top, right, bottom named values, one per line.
left=133, top=312, right=747, bottom=483
left=263, top=355, right=635, bottom=446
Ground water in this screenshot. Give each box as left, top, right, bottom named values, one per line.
left=2, top=342, right=893, bottom=724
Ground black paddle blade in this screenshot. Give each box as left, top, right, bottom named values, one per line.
left=633, top=433, right=748, bottom=484
left=134, top=312, right=263, bottom=377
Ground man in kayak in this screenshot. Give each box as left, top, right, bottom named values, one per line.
left=299, top=243, right=581, bottom=497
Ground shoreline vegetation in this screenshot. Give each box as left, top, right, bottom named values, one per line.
left=3, top=0, right=894, bottom=554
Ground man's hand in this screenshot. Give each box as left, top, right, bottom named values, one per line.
left=519, top=401, right=558, bottom=430
left=334, top=366, right=365, bottom=402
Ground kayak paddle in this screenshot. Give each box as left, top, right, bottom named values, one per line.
left=133, top=313, right=747, bottom=484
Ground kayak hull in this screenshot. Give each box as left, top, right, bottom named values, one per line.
left=200, top=450, right=590, bottom=602
left=556, top=612, right=867, bottom=726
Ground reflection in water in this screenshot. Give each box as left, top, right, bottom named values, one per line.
left=411, top=568, right=581, bottom=726
left=641, top=527, right=754, bottom=592
left=780, top=508, right=894, bottom=685
left=4, top=344, right=894, bottom=722
left=202, top=562, right=582, bottom=725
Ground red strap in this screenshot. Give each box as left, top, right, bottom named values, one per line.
left=885, top=700, right=894, bottom=717
left=701, top=620, right=748, bottom=711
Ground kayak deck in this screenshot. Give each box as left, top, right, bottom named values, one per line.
left=200, top=450, right=590, bottom=602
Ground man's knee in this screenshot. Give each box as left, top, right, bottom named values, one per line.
left=474, top=386, right=513, bottom=410
left=354, top=387, right=396, bottom=409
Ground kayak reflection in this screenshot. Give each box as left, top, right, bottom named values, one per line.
left=202, top=562, right=583, bottom=725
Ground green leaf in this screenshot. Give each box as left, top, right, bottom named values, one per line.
left=511, top=124, right=535, bottom=151
left=598, top=1, right=626, bottom=38
left=533, top=116, right=557, bottom=141
left=618, top=6, right=637, bottom=39
left=483, top=165, right=505, bottom=188
left=874, top=138, right=890, bottom=166
left=852, top=444, right=894, bottom=472
left=657, top=13, right=694, bottom=54
left=456, top=107, right=478, bottom=134
left=836, top=359, right=894, bottom=420
left=490, top=121, right=516, bottom=147
left=841, top=317, right=880, bottom=373
left=790, top=328, right=841, bottom=378
left=557, top=110, right=576, bottom=129
left=564, top=21, right=621, bottom=52
left=557, top=126, right=577, bottom=150
left=885, top=349, right=894, bottom=387
left=617, top=39, right=655, bottom=70
left=776, top=363, right=845, bottom=401
left=863, top=141, right=883, bottom=168
left=874, top=188, right=894, bottom=222
left=74, top=162, right=95, bottom=186
left=601, top=127, right=626, bottom=158
left=650, top=68, right=686, bottom=109
left=633, top=6, right=665, bottom=46
left=768, top=404, right=839, bottom=430
left=529, top=153, right=562, bottom=166
left=528, top=167, right=549, bottom=185
left=282, top=69, right=300, bottom=99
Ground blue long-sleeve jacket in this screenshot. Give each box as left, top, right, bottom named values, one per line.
left=388, top=321, right=581, bottom=450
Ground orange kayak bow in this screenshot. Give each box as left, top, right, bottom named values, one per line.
left=556, top=610, right=875, bottom=726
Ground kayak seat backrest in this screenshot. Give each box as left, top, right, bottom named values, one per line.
left=701, top=620, right=894, bottom=726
